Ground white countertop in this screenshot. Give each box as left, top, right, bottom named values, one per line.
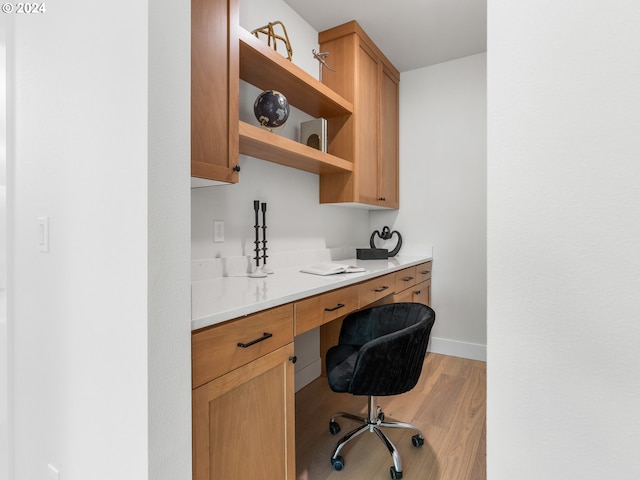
left=191, top=255, right=431, bottom=330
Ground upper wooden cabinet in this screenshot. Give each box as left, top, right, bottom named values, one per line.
left=191, top=0, right=354, bottom=186
left=318, top=21, right=400, bottom=209
left=191, top=0, right=240, bottom=186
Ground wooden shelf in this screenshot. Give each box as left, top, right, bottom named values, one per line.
left=239, top=121, right=353, bottom=175
left=239, top=28, right=353, bottom=119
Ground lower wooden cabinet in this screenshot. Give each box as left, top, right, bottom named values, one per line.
left=393, top=261, right=432, bottom=306
left=191, top=261, right=432, bottom=479
left=394, top=278, right=431, bottom=306
left=192, top=344, right=296, bottom=480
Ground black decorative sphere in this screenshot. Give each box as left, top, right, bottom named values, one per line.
left=253, top=90, right=290, bottom=129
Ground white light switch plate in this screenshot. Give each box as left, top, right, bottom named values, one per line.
left=38, top=217, right=49, bottom=252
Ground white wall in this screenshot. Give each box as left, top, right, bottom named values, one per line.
left=488, top=1, right=640, bottom=478
left=372, top=53, right=487, bottom=360
left=1, top=15, right=9, bottom=480
left=8, top=1, right=191, bottom=479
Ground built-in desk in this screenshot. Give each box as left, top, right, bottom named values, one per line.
left=190, top=255, right=432, bottom=480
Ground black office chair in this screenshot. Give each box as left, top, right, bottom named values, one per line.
left=325, top=302, right=436, bottom=480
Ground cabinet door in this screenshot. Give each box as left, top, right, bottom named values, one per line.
left=354, top=41, right=380, bottom=205
left=318, top=22, right=400, bottom=208
left=191, top=0, right=240, bottom=183
left=193, top=344, right=296, bottom=480
left=379, top=63, right=399, bottom=208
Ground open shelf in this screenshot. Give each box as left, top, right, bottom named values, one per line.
left=239, top=121, right=353, bottom=175
left=239, top=28, right=353, bottom=119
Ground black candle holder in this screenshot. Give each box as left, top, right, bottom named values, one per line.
left=260, top=202, right=273, bottom=274
left=248, top=200, right=274, bottom=277
left=249, top=200, right=267, bottom=277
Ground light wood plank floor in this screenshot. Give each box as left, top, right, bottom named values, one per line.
left=295, top=353, right=486, bottom=480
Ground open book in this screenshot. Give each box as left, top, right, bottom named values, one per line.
left=300, top=262, right=365, bottom=276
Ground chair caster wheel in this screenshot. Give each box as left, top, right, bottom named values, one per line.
left=390, top=466, right=403, bottom=479
left=329, top=421, right=341, bottom=435
left=411, top=434, right=425, bottom=447
left=331, top=455, right=345, bottom=471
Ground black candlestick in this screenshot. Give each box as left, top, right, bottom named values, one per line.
left=261, top=202, right=273, bottom=274
left=249, top=200, right=266, bottom=277
left=261, top=203, right=268, bottom=265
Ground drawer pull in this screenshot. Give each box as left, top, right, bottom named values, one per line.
left=374, top=286, right=390, bottom=293
left=420, top=270, right=431, bottom=275
left=324, top=303, right=345, bottom=312
left=237, top=332, right=272, bottom=348
left=415, top=290, right=422, bottom=295
left=402, top=276, right=415, bottom=282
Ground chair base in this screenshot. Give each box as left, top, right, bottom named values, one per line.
left=329, top=396, right=425, bottom=479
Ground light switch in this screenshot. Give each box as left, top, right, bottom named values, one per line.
left=38, top=217, right=49, bottom=252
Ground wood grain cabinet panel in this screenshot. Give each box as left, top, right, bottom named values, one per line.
left=191, top=0, right=240, bottom=184
left=358, top=272, right=395, bottom=308
left=191, top=304, right=294, bottom=389
left=294, top=285, right=358, bottom=335
left=319, top=21, right=400, bottom=208
left=192, top=344, right=296, bottom=480
left=395, top=265, right=418, bottom=293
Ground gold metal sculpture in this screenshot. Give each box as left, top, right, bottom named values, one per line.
left=251, top=21, right=293, bottom=61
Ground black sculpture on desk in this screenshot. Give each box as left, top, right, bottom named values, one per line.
left=370, top=226, right=403, bottom=257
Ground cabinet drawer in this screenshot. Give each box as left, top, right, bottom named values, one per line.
left=393, top=278, right=431, bottom=306
left=191, top=304, right=294, bottom=389
left=358, top=273, right=395, bottom=308
left=416, top=262, right=432, bottom=282
left=295, top=285, right=358, bottom=335
left=395, top=265, right=418, bottom=293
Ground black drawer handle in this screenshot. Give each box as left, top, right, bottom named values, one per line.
left=237, top=332, right=272, bottom=348
left=402, top=276, right=414, bottom=282
left=324, top=303, right=345, bottom=312
left=420, top=270, right=431, bottom=275
left=374, top=286, right=390, bottom=293
left=415, top=290, right=422, bottom=295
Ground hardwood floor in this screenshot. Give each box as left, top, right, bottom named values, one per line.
left=295, top=353, right=486, bottom=480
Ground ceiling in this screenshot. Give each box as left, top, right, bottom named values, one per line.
left=283, top=0, right=487, bottom=73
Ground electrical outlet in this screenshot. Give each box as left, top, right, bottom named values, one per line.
left=213, top=220, right=224, bottom=243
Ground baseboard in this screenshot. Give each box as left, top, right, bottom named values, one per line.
left=294, top=358, right=322, bottom=392
left=428, top=337, right=486, bottom=362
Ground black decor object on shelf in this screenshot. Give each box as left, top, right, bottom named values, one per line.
left=370, top=226, right=403, bottom=257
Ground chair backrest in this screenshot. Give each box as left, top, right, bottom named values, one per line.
left=340, top=302, right=435, bottom=396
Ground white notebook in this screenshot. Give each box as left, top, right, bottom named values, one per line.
left=300, top=262, right=365, bottom=276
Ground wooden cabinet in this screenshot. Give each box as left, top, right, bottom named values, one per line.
left=294, top=285, right=358, bottom=335
left=191, top=0, right=240, bottom=186
left=318, top=21, right=400, bottom=208
left=394, top=262, right=432, bottom=306
left=192, top=305, right=296, bottom=480
left=191, top=262, right=432, bottom=479
left=357, top=272, right=395, bottom=308
left=191, top=0, right=354, bottom=185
